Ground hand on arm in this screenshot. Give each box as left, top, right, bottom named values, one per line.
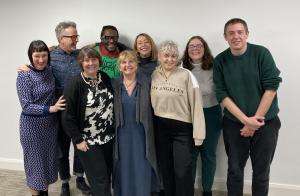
left=17, top=64, right=30, bottom=72
left=48, top=45, right=58, bottom=52
left=49, top=96, right=66, bottom=113
left=239, top=90, right=276, bottom=137
left=240, top=125, right=255, bottom=137
left=222, top=97, right=264, bottom=130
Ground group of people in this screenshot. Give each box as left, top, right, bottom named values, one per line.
left=16, top=17, right=281, bottom=196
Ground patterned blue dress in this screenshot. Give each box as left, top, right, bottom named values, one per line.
left=16, top=66, right=58, bottom=191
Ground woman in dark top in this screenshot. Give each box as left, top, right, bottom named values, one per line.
left=62, top=47, right=114, bottom=196
left=16, top=40, right=65, bottom=196
left=133, top=33, right=158, bottom=77
left=113, top=50, right=159, bottom=196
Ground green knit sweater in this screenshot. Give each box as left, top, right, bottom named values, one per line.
left=213, top=43, right=282, bottom=121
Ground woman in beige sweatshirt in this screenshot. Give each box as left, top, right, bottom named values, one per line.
left=151, top=40, right=206, bottom=196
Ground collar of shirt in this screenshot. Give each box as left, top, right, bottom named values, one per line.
left=99, top=42, right=120, bottom=58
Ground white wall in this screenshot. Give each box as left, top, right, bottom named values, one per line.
left=1, top=0, right=299, bottom=194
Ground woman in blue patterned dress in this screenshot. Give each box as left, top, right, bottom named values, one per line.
left=16, top=40, right=65, bottom=196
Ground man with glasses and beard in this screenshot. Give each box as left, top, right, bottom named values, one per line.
left=93, top=25, right=129, bottom=78
left=51, top=21, right=91, bottom=196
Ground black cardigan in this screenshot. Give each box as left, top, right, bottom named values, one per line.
left=61, top=71, right=114, bottom=144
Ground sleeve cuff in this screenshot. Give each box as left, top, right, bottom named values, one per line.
left=263, top=84, right=280, bottom=91
left=72, top=137, right=84, bottom=145
left=216, top=93, right=229, bottom=103
left=194, top=139, right=203, bottom=146
left=43, top=106, right=50, bottom=114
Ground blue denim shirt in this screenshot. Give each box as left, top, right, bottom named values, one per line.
left=50, top=48, right=82, bottom=96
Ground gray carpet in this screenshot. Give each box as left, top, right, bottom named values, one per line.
left=0, top=169, right=247, bottom=196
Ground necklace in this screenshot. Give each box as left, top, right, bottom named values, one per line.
left=161, top=67, right=173, bottom=82
left=123, top=79, right=136, bottom=90
left=81, top=72, right=101, bottom=87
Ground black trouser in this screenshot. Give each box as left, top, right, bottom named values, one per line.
left=77, top=140, right=113, bottom=196
left=223, top=116, right=280, bottom=196
left=57, top=112, right=84, bottom=181
left=155, top=116, right=194, bottom=196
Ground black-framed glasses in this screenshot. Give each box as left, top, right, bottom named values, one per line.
left=188, top=44, right=203, bottom=50
left=101, top=35, right=118, bottom=41
left=63, top=35, right=80, bottom=41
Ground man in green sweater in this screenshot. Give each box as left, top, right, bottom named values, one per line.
left=213, top=18, right=282, bottom=196
left=93, top=25, right=128, bottom=78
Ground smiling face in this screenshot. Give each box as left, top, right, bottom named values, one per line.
left=159, top=51, right=178, bottom=71
left=188, top=38, right=204, bottom=63
left=119, top=58, right=138, bottom=77
left=224, top=22, right=249, bottom=55
left=101, top=29, right=119, bottom=51
left=32, top=51, right=48, bottom=70
left=136, top=35, right=152, bottom=58
left=82, top=57, right=100, bottom=78
left=59, top=26, right=79, bottom=53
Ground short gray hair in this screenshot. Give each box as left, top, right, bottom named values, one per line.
left=158, top=40, right=179, bottom=57
left=55, top=21, right=77, bottom=41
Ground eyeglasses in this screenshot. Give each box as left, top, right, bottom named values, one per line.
left=188, top=44, right=203, bottom=50
left=101, top=35, right=118, bottom=41
left=63, top=35, right=79, bottom=41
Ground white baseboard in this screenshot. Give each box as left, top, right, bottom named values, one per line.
left=0, top=157, right=24, bottom=171
left=196, top=176, right=300, bottom=195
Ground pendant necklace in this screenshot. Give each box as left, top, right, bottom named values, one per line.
left=123, top=79, right=136, bottom=91
left=81, top=72, right=101, bottom=88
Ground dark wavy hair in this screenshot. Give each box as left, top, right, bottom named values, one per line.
left=28, top=40, right=50, bottom=67
left=77, top=46, right=102, bottom=68
left=182, top=36, right=213, bottom=71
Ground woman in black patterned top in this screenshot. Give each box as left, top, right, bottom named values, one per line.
left=62, top=47, right=114, bottom=196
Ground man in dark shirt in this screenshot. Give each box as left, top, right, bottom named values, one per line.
left=213, top=18, right=282, bottom=196
left=51, top=21, right=90, bottom=196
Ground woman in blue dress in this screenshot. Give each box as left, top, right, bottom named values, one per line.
left=113, top=50, right=160, bottom=196
left=16, top=40, right=65, bottom=196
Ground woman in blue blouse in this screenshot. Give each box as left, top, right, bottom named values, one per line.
left=16, top=40, right=65, bottom=196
